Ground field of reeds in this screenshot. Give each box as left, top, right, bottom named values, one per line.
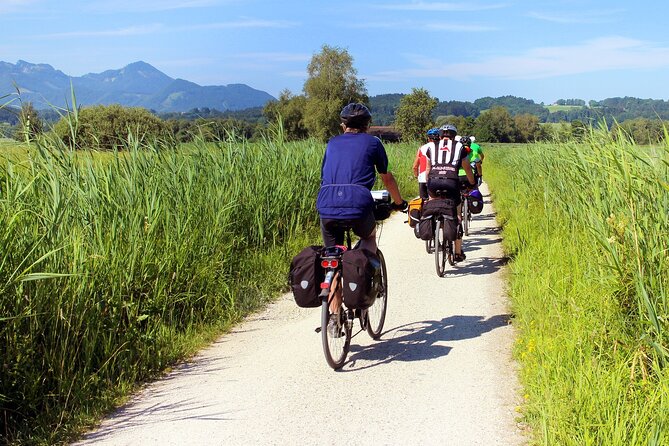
left=0, top=125, right=417, bottom=444
left=485, top=131, right=669, bottom=444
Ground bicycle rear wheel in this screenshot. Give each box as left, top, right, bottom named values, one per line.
left=434, top=219, right=446, bottom=277
left=366, top=249, right=388, bottom=339
left=321, top=296, right=351, bottom=370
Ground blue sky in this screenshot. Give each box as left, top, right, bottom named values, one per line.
left=3, top=0, right=669, bottom=104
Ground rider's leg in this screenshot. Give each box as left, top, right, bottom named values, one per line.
left=329, top=271, right=342, bottom=313
left=352, top=210, right=377, bottom=253
left=358, top=226, right=377, bottom=253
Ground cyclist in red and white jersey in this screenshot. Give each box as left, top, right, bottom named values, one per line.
left=412, top=128, right=440, bottom=200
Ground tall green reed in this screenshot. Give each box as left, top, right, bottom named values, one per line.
left=486, top=129, right=669, bottom=445
left=0, top=124, right=323, bottom=443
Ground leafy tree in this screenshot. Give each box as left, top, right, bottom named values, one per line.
left=14, top=102, right=43, bottom=142
left=52, top=104, right=169, bottom=150
left=394, top=88, right=438, bottom=141
left=612, top=118, right=666, bottom=144
left=571, top=120, right=588, bottom=141
left=303, top=45, right=368, bottom=141
left=473, top=106, right=516, bottom=142
left=263, top=89, right=308, bottom=140
left=514, top=113, right=544, bottom=142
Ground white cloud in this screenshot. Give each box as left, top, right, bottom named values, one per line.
left=347, top=20, right=496, bottom=32
left=34, top=19, right=296, bottom=40
left=527, top=8, right=624, bottom=24
left=179, top=19, right=298, bottom=31
left=38, top=24, right=165, bottom=39
left=366, top=37, right=669, bottom=82
left=376, top=1, right=506, bottom=12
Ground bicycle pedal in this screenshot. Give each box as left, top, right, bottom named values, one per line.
left=315, top=327, right=321, bottom=333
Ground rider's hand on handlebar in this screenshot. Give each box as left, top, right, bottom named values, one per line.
left=391, top=200, right=409, bottom=213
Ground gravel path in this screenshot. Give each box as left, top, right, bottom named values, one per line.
left=74, top=183, right=526, bottom=446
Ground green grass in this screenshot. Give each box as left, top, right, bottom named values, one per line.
left=0, top=128, right=416, bottom=445
left=545, top=104, right=584, bottom=113
left=485, top=133, right=669, bottom=445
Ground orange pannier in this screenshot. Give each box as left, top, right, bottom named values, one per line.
left=407, top=197, right=423, bottom=228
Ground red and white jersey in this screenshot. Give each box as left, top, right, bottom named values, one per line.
left=417, top=141, right=437, bottom=183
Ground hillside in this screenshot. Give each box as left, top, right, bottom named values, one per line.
left=0, top=60, right=275, bottom=112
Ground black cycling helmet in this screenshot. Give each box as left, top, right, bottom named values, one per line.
left=340, top=103, right=372, bottom=129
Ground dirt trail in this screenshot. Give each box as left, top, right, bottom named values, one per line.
left=74, top=183, right=526, bottom=446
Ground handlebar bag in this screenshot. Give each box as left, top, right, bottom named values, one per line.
left=289, top=245, right=325, bottom=308
left=341, top=248, right=381, bottom=310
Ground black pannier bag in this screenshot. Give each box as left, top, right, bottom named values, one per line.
left=289, top=245, right=325, bottom=308
left=422, top=199, right=458, bottom=241
left=341, top=248, right=381, bottom=309
left=416, top=217, right=434, bottom=240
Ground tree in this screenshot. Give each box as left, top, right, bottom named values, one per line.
left=263, top=89, right=308, bottom=140
left=14, top=102, right=43, bottom=142
left=303, top=45, right=368, bottom=141
left=393, top=88, right=438, bottom=141
left=473, top=106, right=516, bottom=142
left=514, top=113, right=544, bottom=142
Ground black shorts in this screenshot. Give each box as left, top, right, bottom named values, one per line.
left=320, top=209, right=376, bottom=247
left=427, top=176, right=461, bottom=203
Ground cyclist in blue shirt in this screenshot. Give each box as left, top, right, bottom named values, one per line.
left=317, top=103, right=406, bottom=253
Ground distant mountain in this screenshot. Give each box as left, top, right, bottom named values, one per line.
left=0, top=60, right=275, bottom=112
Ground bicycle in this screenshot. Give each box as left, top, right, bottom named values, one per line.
left=459, top=165, right=479, bottom=237
left=461, top=188, right=472, bottom=237
left=318, top=191, right=393, bottom=369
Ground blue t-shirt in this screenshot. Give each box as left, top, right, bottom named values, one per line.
left=317, top=133, right=389, bottom=219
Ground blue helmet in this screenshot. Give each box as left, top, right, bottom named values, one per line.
left=426, top=128, right=440, bottom=140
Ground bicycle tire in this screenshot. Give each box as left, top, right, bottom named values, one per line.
left=321, top=296, right=350, bottom=370
left=434, top=219, right=446, bottom=277
left=366, top=249, right=388, bottom=339
left=425, top=238, right=433, bottom=254
left=462, top=198, right=470, bottom=236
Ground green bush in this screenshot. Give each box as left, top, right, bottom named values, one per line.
left=52, top=104, right=169, bottom=150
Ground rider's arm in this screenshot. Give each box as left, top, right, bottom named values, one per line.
left=379, top=172, right=403, bottom=206
left=463, top=161, right=476, bottom=186
left=412, top=150, right=420, bottom=177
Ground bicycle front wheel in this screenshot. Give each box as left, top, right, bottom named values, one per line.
left=366, top=249, right=388, bottom=339
left=462, top=198, right=470, bottom=236
left=434, top=219, right=446, bottom=277
left=321, top=296, right=350, bottom=370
